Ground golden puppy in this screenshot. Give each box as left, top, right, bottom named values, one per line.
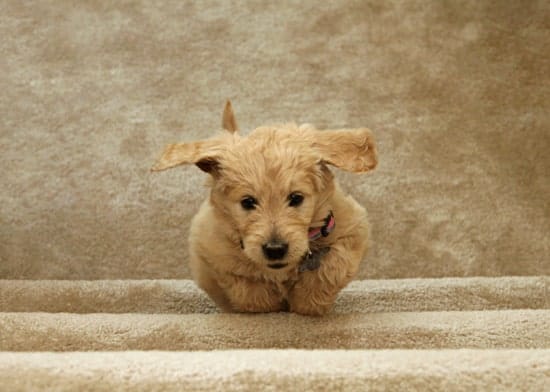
left=152, top=102, right=377, bottom=315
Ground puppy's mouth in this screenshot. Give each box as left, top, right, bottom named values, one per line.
left=267, top=263, right=288, bottom=270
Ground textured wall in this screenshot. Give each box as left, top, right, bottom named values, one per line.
left=1, top=1, right=548, bottom=279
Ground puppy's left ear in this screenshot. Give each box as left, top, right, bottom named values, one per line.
left=312, top=128, right=377, bottom=172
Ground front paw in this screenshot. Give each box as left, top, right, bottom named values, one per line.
left=227, top=280, right=284, bottom=313
left=288, top=288, right=335, bottom=316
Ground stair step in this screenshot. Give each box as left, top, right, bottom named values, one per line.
left=1, top=309, right=548, bottom=351
left=1, top=276, right=547, bottom=313
left=0, top=350, right=548, bottom=391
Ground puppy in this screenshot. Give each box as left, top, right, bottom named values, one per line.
left=152, top=102, right=377, bottom=315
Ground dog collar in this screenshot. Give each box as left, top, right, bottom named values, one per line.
left=308, top=211, right=335, bottom=241
left=299, top=211, right=335, bottom=272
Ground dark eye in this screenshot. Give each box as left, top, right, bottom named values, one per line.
left=241, top=196, right=258, bottom=210
left=288, top=192, right=304, bottom=207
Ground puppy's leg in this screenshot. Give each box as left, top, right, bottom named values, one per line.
left=288, top=236, right=365, bottom=316
left=190, top=256, right=233, bottom=311
left=191, top=256, right=283, bottom=313
left=224, top=276, right=285, bottom=313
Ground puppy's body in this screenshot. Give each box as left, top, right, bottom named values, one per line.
left=190, top=180, right=369, bottom=315
left=153, top=104, right=377, bottom=316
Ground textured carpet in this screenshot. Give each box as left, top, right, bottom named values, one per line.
left=0, top=278, right=549, bottom=390
left=1, top=350, right=549, bottom=392
left=1, top=276, right=548, bottom=314
left=1, top=0, right=549, bottom=280
left=1, top=1, right=549, bottom=390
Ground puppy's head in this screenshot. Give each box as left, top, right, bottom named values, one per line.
left=152, top=102, right=377, bottom=270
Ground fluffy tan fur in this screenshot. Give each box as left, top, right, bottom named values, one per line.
left=152, top=102, right=377, bottom=315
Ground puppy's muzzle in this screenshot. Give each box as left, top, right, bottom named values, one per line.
left=262, top=241, right=288, bottom=261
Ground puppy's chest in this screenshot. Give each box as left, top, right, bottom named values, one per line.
left=268, top=246, right=333, bottom=291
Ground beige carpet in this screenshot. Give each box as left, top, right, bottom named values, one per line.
left=1, top=0, right=549, bottom=280
left=0, top=278, right=549, bottom=390
left=1, top=278, right=549, bottom=352
left=2, top=276, right=547, bottom=314
left=1, top=350, right=549, bottom=391
left=1, top=1, right=549, bottom=390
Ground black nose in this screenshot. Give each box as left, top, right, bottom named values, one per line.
left=262, top=241, right=289, bottom=260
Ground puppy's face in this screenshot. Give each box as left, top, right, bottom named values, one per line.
left=209, top=128, right=332, bottom=270
left=152, top=102, right=377, bottom=271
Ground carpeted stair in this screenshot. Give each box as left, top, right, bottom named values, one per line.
left=1, top=277, right=549, bottom=390
left=2, top=0, right=549, bottom=390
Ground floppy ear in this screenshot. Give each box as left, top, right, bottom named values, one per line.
left=150, top=139, right=222, bottom=175
left=222, top=100, right=238, bottom=133
left=312, top=128, right=377, bottom=172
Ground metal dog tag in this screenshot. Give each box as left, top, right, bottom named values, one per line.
left=299, top=247, right=330, bottom=272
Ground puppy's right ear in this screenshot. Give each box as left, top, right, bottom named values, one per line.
left=222, top=100, right=238, bottom=133
left=150, top=140, right=222, bottom=176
